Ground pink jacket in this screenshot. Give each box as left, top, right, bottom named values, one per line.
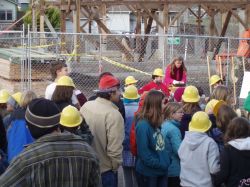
left=164, top=65, right=187, bottom=87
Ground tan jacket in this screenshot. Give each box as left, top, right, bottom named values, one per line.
left=80, top=97, right=124, bottom=173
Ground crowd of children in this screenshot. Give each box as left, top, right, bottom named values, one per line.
left=0, top=57, right=249, bottom=187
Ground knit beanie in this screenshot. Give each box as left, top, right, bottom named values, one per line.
left=25, top=98, right=60, bottom=139
left=244, top=92, right=250, bottom=112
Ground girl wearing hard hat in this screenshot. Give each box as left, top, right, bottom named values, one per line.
left=122, top=85, right=140, bottom=187
left=138, top=68, right=169, bottom=96
left=178, top=111, right=220, bottom=187
left=52, top=76, right=76, bottom=111
left=164, top=57, right=187, bottom=88
left=124, top=76, right=138, bottom=87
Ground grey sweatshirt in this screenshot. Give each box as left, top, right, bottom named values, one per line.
left=178, top=131, right=220, bottom=187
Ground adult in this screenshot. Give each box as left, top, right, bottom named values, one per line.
left=164, top=57, right=187, bottom=88
left=0, top=98, right=100, bottom=186
left=81, top=75, right=124, bottom=187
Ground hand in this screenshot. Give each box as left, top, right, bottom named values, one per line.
left=173, top=80, right=179, bottom=84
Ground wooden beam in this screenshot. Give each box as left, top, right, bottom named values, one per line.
left=213, top=11, right=232, bottom=59
left=140, top=4, right=164, bottom=28
left=168, top=6, right=188, bottom=27
left=229, top=9, right=248, bottom=30
left=188, top=8, right=199, bottom=18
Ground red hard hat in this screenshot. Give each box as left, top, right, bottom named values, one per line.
left=98, top=75, right=120, bottom=91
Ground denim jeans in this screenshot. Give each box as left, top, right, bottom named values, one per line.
left=136, top=172, right=168, bottom=187
left=123, top=166, right=138, bottom=187
left=101, top=170, right=118, bottom=187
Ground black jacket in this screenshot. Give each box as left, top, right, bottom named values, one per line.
left=213, top=138, right=250, bottom=187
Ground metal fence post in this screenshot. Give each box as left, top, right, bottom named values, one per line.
left=226, top=37, right=230, bottom=86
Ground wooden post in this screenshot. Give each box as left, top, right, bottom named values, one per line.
left=197, top=5, right=202, bottom=35
left=32, top=0, right=37, bottom=32
left=60, top=0, right=67, bottom=53
left=219, top=56, right=223, bottom=80
left=242, top=57, right=246, bottom=72
left=231, top=56, right=237, bottom=106
left=246, top=4, right=250, bottom=28
left=207, top=55, right=212, bottom=94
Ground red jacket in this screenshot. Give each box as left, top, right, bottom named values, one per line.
left=138, top=81, right=169, bottom=96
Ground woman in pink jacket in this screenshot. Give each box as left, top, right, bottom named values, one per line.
left=164, top=57, right=187, bottom=88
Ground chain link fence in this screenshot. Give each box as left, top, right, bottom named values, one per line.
left=0, top=30, right=249, bottom=106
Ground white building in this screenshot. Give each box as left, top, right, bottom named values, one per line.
left=0, top=0, right=18, bottom=30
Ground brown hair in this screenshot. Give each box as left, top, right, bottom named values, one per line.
left=52, top=86, right=74, bottom=103
left=182, top=102, right=201, bottom=115
left=0, top=103, right=7, bottom=109
left=164, top=102, right=182, bottom=120
left=170, top=57, right=187, bottom=76
left=139, top=90, right=165, bottom=128
left=216, top=104, right=237, bottom=133
left=50, top=60, right=67, bottom=80
left=211, top=85, right=232, bottom=105
left=20, top=90, right=37, bottom=108
left=224, top=117, right=250, bottom=143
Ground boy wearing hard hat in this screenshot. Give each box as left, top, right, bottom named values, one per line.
left=210, top=75, right=223, bottom=89
left=138, top=68, right=169, bottom=96
left=60, top=105, right=93, bottom=144
left=124, top=76, right=138, bottom=87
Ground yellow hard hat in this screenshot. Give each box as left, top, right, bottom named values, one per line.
left=0, top=89, right=10, bottom=104
left=57, top=76, right=75, bottom=88
left=210, top=75, right=222, bottom=86
left=152, top=68, right=164, bottom=77
left=123, top=85, right=140, bottom=100
left=189, top=111, right=212, bottom=133
left=60, top=105, right=83, bottom=127
left=182, top=86, right=200, bottom=103
left=205, top=99, right=219, bottom=113
left=12, top=92, right=22, bottom=106
left=213, top=100, right=226, bottom=117
left=125, top=76, right=138, bottom=86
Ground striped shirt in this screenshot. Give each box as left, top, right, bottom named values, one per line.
left=0, top=133, right=101, bottom=187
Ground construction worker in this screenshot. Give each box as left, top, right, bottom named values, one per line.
left=138, top=68, right=169, bottom=96
left=0, top=89, right=10, bottom=118
left=210, top=75, right=223, bottom=89
left=124, top=76, right=138, bottom=87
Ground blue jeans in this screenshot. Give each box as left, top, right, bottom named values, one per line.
left=101, top=170, right=118, bottom=187
left=136, top=172, right=168, bottom=187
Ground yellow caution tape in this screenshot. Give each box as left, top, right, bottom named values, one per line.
left=17, top=42, right=66, bottom=49
left=101, top=56, right=151, bottom=76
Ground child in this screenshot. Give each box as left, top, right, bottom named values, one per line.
left=3, top=92, right=22, bottom=130
left=122, top=85, right=140, bottom=187
left=213, top=117, right=250, bottom=187
left=59, top=105, right=93, bottom=144
left=209, top=75, right=223, bottom=90
left=162, top=102, right=183, bottom=187
left=0, top=89, right=10, bottom=118
left=52, top=76, right=76, bottom=111
left=212, top=103, right=237, bottom=152
left=45, top=60, right=81, bottom=109
left=124, top=76, right=138, bottom=87
left=7, top=91, right=36, bottom=162
left=135, top=90, right=170, bottom=187
left=178, top=111, right=220, bottom=187
left=164, top=57, right=187, bottom=88
left=138, top=68, right=169, bottom=97
left=180, top=85, right=201, bottom=138
left=211, top=85, right=233, bottom=106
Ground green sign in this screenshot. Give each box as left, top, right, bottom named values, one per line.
left=167, top=37, right=181, bottom=45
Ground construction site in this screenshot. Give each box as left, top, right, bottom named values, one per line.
left=0, top=0, right=250, bottom=106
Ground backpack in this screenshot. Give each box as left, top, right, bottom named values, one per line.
left=7, top=119, right=34, bottom=162
left=129, top=115, right=139, bottom=156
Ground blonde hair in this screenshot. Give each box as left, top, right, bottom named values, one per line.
left=20, top=90, right=37, bottom=108
left=211, top=85, right=232, bottom=105
left=164, top=102, right=182, bottom=120
left=182, top=102, right=201, bottom=115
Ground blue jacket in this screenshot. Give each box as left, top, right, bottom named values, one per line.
left=122, top=101, right=139, bottom=167
left=135, top=119, right=170, bottom=177
left=161, top=120, right=182, bottom=177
